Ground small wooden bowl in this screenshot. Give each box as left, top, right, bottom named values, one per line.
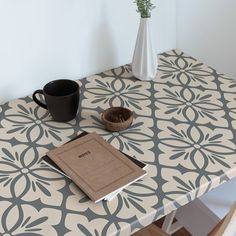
left=101, top=107, right=133, bottom=132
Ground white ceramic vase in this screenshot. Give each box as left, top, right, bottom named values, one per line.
left=132, top=18, right=157, bottom=81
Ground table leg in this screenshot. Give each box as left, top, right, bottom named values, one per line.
left=162, top=210, right=183, bottom=234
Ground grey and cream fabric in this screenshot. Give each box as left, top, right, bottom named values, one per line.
left=0, top=50, right=236, bottom=235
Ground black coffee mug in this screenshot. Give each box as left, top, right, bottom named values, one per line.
left=33, top=79, right=79, bottom=122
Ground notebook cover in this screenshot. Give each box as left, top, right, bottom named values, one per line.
left=46, top=132, right=146, bottom=202
left=42, top=131, right=146, bottom=176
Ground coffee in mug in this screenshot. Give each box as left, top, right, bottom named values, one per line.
left=33, top=79, right=79, bottom=122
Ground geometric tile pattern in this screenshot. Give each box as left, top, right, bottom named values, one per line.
left=0, top=50, right=236, bottom=235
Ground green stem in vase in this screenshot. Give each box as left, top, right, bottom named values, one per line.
left=134, top=0, right=156, bottom=18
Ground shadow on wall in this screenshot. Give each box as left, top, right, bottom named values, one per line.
left=0, top=86, right=15, bottom=105
left=87, top=2, right=117, bottom=74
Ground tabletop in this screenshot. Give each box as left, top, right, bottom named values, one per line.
left=1, top=50, right=236, bottom=236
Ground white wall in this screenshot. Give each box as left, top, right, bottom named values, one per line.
left=0, top=0, right=176, bottom=103
left=177, top=0, right=236, bottom=78
left=200, top=177, right=236, bottom=219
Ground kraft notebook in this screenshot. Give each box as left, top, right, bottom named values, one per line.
left=46, top=132, right=146, bottom=203
left=42, top=131, right=147, bottom=201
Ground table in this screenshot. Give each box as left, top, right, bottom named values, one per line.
left=0, top=50, right=236, bottom=236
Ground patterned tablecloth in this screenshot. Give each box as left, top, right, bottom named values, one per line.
left=0, top=50, right=236, bottom=236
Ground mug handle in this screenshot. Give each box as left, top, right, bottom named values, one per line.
left=32, top=90, right=47, bottom=109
